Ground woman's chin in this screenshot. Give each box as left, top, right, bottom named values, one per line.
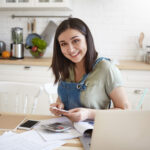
left=70, top=58, right=83, bottom=64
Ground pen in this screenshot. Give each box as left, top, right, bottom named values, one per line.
left=34, top=129, right=47, bottom=142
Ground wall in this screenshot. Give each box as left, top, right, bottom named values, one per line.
left=0, top=0, right=150, bottom=60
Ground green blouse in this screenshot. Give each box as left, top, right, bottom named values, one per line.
left=66, top=59, right=123, bottom=109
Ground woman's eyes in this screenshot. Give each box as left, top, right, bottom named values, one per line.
left=73, top=39, right=80, bottom=43
left=60, top=43, right=67, bottom=47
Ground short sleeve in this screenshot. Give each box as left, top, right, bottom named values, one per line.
left=105, top=63, right=123, bottom=95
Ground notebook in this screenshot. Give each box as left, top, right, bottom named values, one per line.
left=0, top=113, right=26, bottom=130
left=90, top=110, right=150, bottom=150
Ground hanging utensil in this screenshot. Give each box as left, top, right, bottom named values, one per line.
left=139, top=32, right=144, bottom=48
left=32, top=18, right=36, bottom=33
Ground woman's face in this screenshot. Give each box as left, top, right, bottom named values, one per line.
left=58, top=28, right=87, bottom=64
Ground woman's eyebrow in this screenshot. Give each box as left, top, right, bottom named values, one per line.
left=71, top=36, right=79, bottom=40
left=59, top=36, right=79, bottom=43
left=59, top=40, right=65, bottom=43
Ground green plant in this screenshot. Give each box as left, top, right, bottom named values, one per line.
left=29, top=37, right=47, bottom=58
left=32, top=37, right=47, bottom=49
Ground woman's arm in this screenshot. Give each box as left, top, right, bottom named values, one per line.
left=63, top=87, right=130, bottom=122
left=109, top=87, right=131, bottom=109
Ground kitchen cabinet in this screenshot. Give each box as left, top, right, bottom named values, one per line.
left=0, top=64, right=53, bottom=83
left=121, top=70, right=150, bottom=110
left=0, top=0, right=72, bottom=10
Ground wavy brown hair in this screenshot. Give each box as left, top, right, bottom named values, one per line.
left=51, top=18, right=98, bottom=84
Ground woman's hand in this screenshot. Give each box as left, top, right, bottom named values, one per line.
left=49, top=102, right=64, bottom=116
left=62, top=108, right=96, bottom=122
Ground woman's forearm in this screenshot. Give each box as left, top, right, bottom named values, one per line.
left=87, top=109, right=96, bottom=120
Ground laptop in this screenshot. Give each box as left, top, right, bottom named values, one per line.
left=90, top=110, right=150, bottom=150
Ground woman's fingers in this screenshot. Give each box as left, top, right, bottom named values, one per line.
left=49, top=102, right=65, bottom=116
left=68, top=108, right=80, bottom=113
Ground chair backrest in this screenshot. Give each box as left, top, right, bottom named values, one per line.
left=44, top=83, right=58, bottom=104
left=0, top=81, right=42, bottom=114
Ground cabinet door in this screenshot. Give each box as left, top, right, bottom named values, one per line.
left=121, top=70, right=150, bottom=110
left=0, top=0, right=34, bottom=8
left=0, top=0, right=71, bottom=9
left=125, top=87, right=150, bottom=110
left=34, top=0, right=71, bottom=10
left=0, top=64, right=54, bottom=83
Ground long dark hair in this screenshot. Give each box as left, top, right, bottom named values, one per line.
left=51, top=18, right=98, bottom=84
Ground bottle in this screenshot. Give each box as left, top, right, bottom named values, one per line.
left=145, top=46, right=150, bottom=63
left=136, top=48, right=145, bottom=62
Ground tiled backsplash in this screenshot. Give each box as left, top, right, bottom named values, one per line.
left=0, top=0, right=150, bottom=60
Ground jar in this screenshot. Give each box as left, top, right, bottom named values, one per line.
left=145, top=51, right=150, bottom=64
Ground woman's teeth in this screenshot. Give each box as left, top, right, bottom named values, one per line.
left=70, top=51, right=79, bottom=57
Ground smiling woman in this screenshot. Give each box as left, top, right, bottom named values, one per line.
left=50, top=18, right=130, bottom=122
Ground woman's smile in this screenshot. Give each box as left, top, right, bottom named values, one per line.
left=69, top=50, right=80, bottom=57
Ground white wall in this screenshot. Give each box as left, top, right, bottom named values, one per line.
left=0, top=0, right=150, bottom=60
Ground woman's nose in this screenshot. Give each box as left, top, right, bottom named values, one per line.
left=67, top=44, right=75, bottom=53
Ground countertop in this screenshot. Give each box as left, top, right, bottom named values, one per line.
left=0, top=57, right=150, bottom=70
left=117, top=60, right=150, bottom=71
left=0, top=57, right=52, bottom=66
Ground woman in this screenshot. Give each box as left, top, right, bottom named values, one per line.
left=50, top=18, right=130, bottom=122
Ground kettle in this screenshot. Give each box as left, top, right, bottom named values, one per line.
left=0, top=41, right=6, bottom=55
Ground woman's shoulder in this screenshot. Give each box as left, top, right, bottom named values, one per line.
left=95, top=58, right=113, bottom=71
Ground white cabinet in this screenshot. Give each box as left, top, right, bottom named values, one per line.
left=121, top=70, right=150, bottom=110
left=0, top=64, right=54, bottom=83
left=0, top=0, right=72, bottom=10
left=0, top=0, right=34, bottom=8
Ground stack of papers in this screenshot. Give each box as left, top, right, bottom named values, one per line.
left=0, top=116, right=94, bottom=150
left=34, top=116, right=94, bottom=141
left=0, top=130, right=65, bottom=150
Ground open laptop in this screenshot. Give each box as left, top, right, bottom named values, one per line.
left=90, top=110, right=150, bottom=150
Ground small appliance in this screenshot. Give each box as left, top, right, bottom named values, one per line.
left=11, top=27, right=24, bottom=59
left=0, top=41, right=6, bottom=55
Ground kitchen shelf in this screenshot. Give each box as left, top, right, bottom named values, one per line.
left=117, top=60, right=150, bottom=71
left=0, top=57, right=52, bottom=66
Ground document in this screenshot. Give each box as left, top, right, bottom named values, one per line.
left=34, top=116, right=94, bottom=141
left=0, top=130, right=66, bottom=150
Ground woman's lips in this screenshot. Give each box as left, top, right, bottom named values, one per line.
left=70, top=51, right=80, bottom=57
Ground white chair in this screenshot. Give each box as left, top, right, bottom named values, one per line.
left=43, top=83, right=58, bottom=105
left=0, top=81, right=43, bottom=114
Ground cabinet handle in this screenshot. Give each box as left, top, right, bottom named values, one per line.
left=24, top=66, right=31, bottom=70
left=134, top=89, right=142, bottom=94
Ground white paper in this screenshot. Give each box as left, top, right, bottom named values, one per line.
left=0, top=130, right=66, bottom=150
left=34, top=117, right=82, bottom=141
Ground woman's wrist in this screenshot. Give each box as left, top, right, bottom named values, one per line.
left=87, top=109, right=96, bottom=120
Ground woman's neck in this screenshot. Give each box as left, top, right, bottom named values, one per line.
left=74, top=60, right=86, bottom=82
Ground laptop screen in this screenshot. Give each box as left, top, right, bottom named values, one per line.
left=90, top=110, right=150, bottom=150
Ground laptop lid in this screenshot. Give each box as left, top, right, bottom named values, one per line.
left=90, top=110, right=150, bottom=150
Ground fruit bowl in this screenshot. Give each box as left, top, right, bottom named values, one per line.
left=30, top=47, right=46, bottom=58
left=25, top=36, right=47, bottom=58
